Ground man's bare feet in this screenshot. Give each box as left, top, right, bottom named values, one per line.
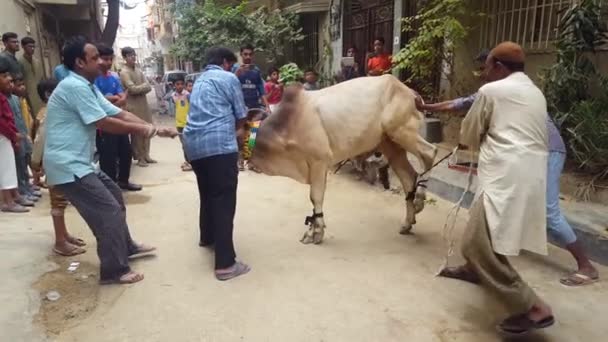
left=100, top=271, right=145, bottom=285
left=53, top=241, right=86, bottom=256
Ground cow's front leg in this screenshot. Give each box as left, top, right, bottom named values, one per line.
left=301, top=162, right=328, bottom=245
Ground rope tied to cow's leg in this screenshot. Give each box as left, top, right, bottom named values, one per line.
left=435, top=147, right=476, bottom=276
left=305, top=211, right=324, bottom=226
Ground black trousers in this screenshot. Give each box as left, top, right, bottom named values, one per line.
left=99, top=133, right=132, bottom=183
left=57, top=171, right=139, bottom=281
left=191, top=153, right=239, bottom=269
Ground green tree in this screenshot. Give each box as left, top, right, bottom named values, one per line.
left=392, top=0, right=470, bottom=98
left=542, top=0, right=608, bottom=185
left=172, top=0, right=303, bottom=66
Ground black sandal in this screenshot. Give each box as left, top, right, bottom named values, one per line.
left=438, top=266, right=481, bottom=285
left=497, top=313, right=555, bottom=336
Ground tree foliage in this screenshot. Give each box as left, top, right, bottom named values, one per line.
left=392, top=0, right=469, bottom=98
left=542, top=0, right=608, bottom=181
left=171, top=0, right=303, bottom=66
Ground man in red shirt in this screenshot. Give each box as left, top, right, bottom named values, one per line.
left=367, top=37, right=392, bottom=76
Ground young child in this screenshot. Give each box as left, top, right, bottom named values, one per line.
left=30, top=79, right=87, bottom=256
left=264, top=67, right=283, bottom=113
left=164, top=81, right=176, bottom=117
left=9, top=74, right=39, bottom=206
left=186, top=80, right=194, bottom=94
left=303, top=68, right=320, bottom=91
left=0, top=63, right=28, bottom=213
left=170, top=75, right=191, bottom=171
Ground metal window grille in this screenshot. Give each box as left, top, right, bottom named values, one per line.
left=479, top=0, right=605, bottom=52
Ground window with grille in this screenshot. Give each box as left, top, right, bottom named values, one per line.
left=479, top=0, right=606, bottom=52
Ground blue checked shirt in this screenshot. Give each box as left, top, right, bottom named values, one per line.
left=183, top=65, right=247, bottom=160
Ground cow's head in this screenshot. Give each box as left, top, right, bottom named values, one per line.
left=249, top=86, right=311, bottom=184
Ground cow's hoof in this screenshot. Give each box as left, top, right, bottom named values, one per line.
left=400, top=224, right=414, bottom=235
left=300, top=227, right=324, bottom=245
left=312, top=228, right=324, bottom=244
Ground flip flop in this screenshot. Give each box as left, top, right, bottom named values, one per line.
left=438, top=266, right=481, bottom=285
left=560, top=272, right=599, bottom=287
left=497, top=313, right=555, bottom=336
left=66, top=236, right=86, bottom=247
left=100, top=271, right=144, bottom=285
left=53, top=245, right=86, bottom=257
left=215, top=261, right=251, bottom=281
left=129, top=244, right=157, bottom=258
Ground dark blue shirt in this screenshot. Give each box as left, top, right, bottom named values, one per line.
left=231, top=63, right=266, bottom=109
left=94, top=71, right=124, bottom=96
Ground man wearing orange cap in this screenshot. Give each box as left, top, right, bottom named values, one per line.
left=439, top=42, right=554, bottom=336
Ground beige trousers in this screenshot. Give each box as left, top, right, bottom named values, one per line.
left=131, top=135, right=151, bottom=162
left=462, top=199, right=539, bottom=314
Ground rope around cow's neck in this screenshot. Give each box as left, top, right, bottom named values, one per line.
left=435, top=146, right=476, bottom=276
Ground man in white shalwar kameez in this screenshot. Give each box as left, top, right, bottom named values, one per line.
left=439, top=42, right=555, bottom=336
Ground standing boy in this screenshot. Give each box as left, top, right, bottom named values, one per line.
left=303, top=68, right=320, bottom=91
left=264, top=67, right=282, bottom=112
left=0, top=61, right=28, bottom=213
left=9, top=74, right=39, bottom=205
left=0, top=32, right=23, bottom=77
left=169, top=74, right=191, bottom=171
left=366, top=37, right=392, bottom=76
left=31, top=79, right=87, bottom=256
left=95, top=44, right=142, bottom=191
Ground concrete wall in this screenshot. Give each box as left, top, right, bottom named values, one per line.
left=1, top=1, right=49, bottom=77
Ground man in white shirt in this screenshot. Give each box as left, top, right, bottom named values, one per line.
left=439, top=42, right=554, bottom=336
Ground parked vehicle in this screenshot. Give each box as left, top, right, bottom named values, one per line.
left=161, top=70, right=188, bottom=93
left=186, top=72, right=203, bottom=83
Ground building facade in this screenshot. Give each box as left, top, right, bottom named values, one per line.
left=1, top=0, right=105, bottom=78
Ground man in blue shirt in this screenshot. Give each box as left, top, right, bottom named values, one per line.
left=94, top=44, right=141, bottom=191
left=53, top=48, right=70, bottom=81
left=183, top=47, right=250, bottom=281
left=232, top=44, right=270, bottom=112
left=44, top=36, right=176, bottom=285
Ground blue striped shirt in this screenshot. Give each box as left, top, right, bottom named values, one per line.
left=183, top=65, right=247, bottom=160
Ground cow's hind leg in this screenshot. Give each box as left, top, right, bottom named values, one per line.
left=386, top=127, right=437, bottom=212
left=379, top=140, right=419, bottom=235
left=301, top=161, right=328, bottom=245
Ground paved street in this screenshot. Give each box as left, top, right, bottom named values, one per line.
left=1, top=131, right=607, bottom=342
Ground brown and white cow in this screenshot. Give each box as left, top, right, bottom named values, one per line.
left=249, top=75, right=438, bottom=244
